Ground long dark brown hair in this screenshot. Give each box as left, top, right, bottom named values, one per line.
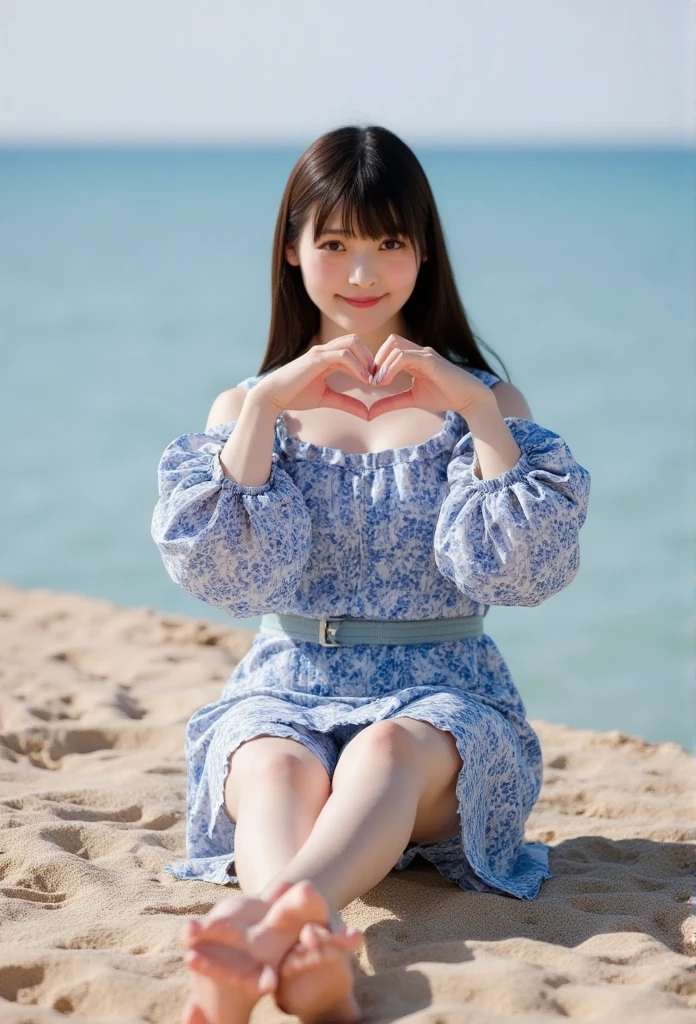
left=257, top=125, right=510, bottom=383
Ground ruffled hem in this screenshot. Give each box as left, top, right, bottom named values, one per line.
left=446, top=415, right=589, bottom=493
left=163, top=688, right=552, bottom=901
left=232, top=365, right=506, bottom=472
left=392, top=835, right=553, bottom=900
left=275, top=409, right=465, bottom=470
left=163, top=841, right=553, bottom=901
left=212, top=446, right=280, bottom=494
left=164, top=854, right=235, bottom=886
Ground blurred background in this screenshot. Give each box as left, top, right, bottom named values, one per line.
left=0, top=1, right=693, bottom=749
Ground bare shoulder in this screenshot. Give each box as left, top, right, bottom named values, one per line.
left=205, top=387, right=248, bottom=431
left=490, top=380, right=534, bottom=420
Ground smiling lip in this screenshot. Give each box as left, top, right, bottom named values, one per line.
left=340, top=296, right=383, bottom=307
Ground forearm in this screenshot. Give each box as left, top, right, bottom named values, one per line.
left=219, top=388, right=280, bottom=488
left=459, top=398, right=523, bottom=481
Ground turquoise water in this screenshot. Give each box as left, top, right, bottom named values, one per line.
left=0, top=147, right=692, bottom=750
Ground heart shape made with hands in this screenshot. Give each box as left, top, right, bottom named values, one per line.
left=321, top=369, right=418, bottom=422
left=314, top=336, right=489, bottom=422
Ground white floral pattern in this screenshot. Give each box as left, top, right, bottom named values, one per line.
left=151, top=366, right=591, bottom=900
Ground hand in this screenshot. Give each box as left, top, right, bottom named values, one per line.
left=254, top=335, right=375, bottom=421
left=367, top=335, right=494, bottom=420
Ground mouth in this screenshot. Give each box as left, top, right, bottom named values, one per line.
left=339, top=295, right=384, bottom=308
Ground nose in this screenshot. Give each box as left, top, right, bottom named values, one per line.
left=348, top=258, right=378, bottom=289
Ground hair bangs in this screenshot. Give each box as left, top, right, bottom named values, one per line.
left=310, top=179, right=426, bottom=260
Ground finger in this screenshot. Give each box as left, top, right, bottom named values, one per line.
left=319, top=388, right=370, bottom=420
left=354, top=334, right=380, bottom=371
left=343, top=350, right=374, bottom=383
left=373, top=332, right=420, bottom=370
left=324, top=335, right=374, bottom=376
left=319, top=348, right=371, bottom=385
left=375, top=349, right=405, bottom=384
left=372, top=337, right=397, bottom=371
left=377, top=346, right=434, bottom=386
left=366, top=388, right=416, bottom=421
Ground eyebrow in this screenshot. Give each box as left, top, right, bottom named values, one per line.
left=318, top=227, right=404, bottom=238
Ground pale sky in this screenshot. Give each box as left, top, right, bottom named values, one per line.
left=0, top=0, right=693, bottom=145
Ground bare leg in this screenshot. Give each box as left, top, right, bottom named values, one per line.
left=224, top=737, right=347, bottom=932
left=185, top=738, right=334, bottom=1023
left=246, top=723, right=427, bottom=1023
left=258, top=722, right=424, bottom=914
left=229, top=741, right=332, bottom=898
left=184, top=723, right=440, bottom=1024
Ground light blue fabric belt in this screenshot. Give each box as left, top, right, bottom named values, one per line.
left=258, top=613, right=485, bottom=647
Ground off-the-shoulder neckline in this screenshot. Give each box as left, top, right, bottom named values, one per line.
left=232, top=365, right=500, bottom=469
left=274, top=408, right=467, bottom=469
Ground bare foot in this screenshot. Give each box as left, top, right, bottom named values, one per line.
left=274, top=921, right=363, bottom=1024
left=182, top=881, right=332, bottom=1024
left=181, top=999, right=210, bottom=1024
left=179, top=891, right=275, bottom=1024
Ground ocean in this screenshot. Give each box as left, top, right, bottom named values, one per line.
left=0, top=146, right=692, bottom=749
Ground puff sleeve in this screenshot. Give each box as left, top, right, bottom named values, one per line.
left=434, top=417, right=591, bottom=607
left=150, top=421, right=313, bottom=617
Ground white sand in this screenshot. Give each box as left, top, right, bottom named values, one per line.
left=0, top=580, right=693, bottom=1023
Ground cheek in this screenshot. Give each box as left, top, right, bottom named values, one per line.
left=304, top=254, right=339, bottom=288
left=385, top=255, right=420, bottom=290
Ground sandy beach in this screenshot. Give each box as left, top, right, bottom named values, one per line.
left=0, top=579, right=693, bottom=1023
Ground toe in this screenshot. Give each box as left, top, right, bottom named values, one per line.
left=299, top=922, right=323, bottom=950
left=185, top=917, right=247, bottom=950
left=208, top=893, right=270, bottom=926
left=262, top=880, right=329, bottom=931
left=339, top=928, right=363, bottom=952
left=180, top=920, right=202, bottom=945
left=280, top=948, right=306, bottom=978
left=185, top=942, right=266, bottom=991
left=182, top=1000, right=209, bottom=1024
left=248, top=881, right=329, bottom=967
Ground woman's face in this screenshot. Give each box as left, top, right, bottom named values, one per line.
left=285, top=206, right=426, bottom=345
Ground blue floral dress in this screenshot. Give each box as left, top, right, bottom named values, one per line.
left=151, top=366, right=591, bottom=900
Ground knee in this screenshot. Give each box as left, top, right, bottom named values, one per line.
left=239, top=747, right=327, bottom=787
left=340, top=719, right=420, bottom=770
left=225, top=737, right=331, bottom=806
left=365, top=718, right=417, bottom=749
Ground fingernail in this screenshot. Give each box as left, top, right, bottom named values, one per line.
left=375, top=366, right=386, bottom=384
